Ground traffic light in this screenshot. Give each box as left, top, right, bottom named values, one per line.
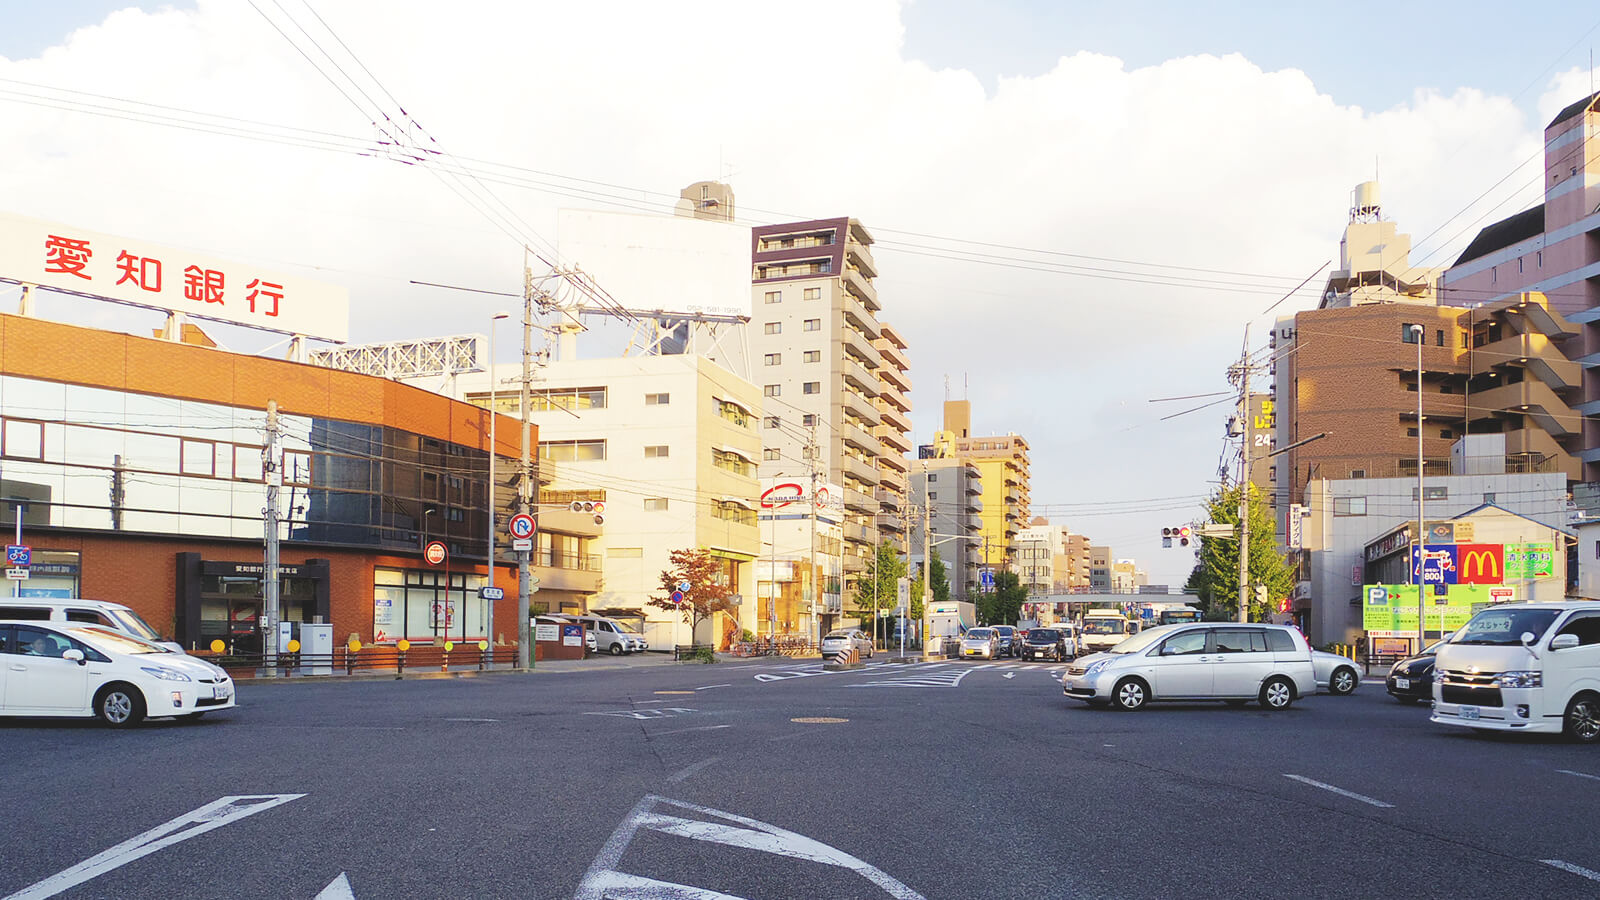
left=1178, top=526, right=1192, bottom=547
left=1160, top=526, right=1192, bottom=548
left=1254, top=584, right=1268, bottom=605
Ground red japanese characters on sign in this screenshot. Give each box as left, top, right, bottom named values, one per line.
left=2, top=212, right=349, bottom=341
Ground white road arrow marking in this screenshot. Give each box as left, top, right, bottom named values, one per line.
left=2, top=794, right=304, bottom=900
left=1002, top=672, right=1016, bottom=680
left=314, top=873, right=357, bottom=899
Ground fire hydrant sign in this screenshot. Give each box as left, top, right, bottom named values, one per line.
left=0, top=212, right=350, bottom=342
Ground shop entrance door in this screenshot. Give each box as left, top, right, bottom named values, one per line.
left=228, top=600, right=263, bottom=656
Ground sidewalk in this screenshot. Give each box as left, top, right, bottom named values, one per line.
left=242, top=650, right=687, bottom=684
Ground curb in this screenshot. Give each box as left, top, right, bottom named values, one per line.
left=242, top=667, right=538, bottom=685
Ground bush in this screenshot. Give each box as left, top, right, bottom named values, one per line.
left=739, top=629, right=756, bottom=644
left=693, top=647, right=717, bottom=664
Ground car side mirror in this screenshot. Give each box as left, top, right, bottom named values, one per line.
left=62, top=649, right=86, bottom=665
left=1520, top=631, right=1537, bottom=646
left=1551, top=634, right=1580, bottom=651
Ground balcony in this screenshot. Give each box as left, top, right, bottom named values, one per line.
left=841, top=325, right=883, bottom=368
left=844, top=520, right=876, bottom=546
left=842, top=452, right=882, bottom=485
left=1475, top=331, right=1582, bottom=391
left=878, top=364, right=912, bottom=395
left=844, top=487, right=877, bottom=515
left=842, top=265, right=880, bottom=311
left=877, top=452, right=909, bottom=476
left=1475, top=378, right=1581, bottom=436
left=843, top=418, right=878, bottom=453
left=874, top=487, right=903, bottom=511
left=875, top=401, right=912, bottom=434
left=846, top=241, right=879, bottom=279
left=531, top=550, right=604, bottom=594
left=873, top=337, right=910, bottom=373
left=875, top=513, right=906, bottom=533
left=535, top=506, right=604, bottom=538
left=840, top=357, right=881, bottom=398
left=877, top=465, right=907, bottom=493
left=874, top=425, right=913, bottom=455
left=841, top=388, right=879, bottom=423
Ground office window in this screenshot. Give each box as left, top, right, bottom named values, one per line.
left=764, top=385, right=781, bottom=398
left=803, top=350, right=821, bottom=363
left=1538, top=250, right=1543, bottom=268
left=645, top=393, right=670, bottom=405
left=764, top=353, right=781, bottom=366
left=804, top=287, right=821, bottom=300
left=764, top=322, right=781, bottom=335
left=1436, top=329, right=1444, bottom=347
left=1412, top=486, right=1448, bottom=501
left=763, top=449, right=781, bottom=461
left=1333, top=497, right=1366, bottom=516
left=803, top=319, right=821, bottom=332
left=1440, top=429, right=1453, bottom=439
left=1518, top=257, right=1524, bottom=273
left=803, top=382, right=820, bottom=395
left=644, top=445, right=669, bottom=458
left=1492, top=266, right=1497, bottom=284
left=1484, top=492, right=1496, bottom=504
left=1350, top=469, right=1366, bottom=479
left=1460, top=331, right=1469, bottom=348
left=539, top=439, right=607, bottom=462
left=764, top=416, right=780, bottom=429
left=764, top=290, right=782, bottom=304
left=1401, top=324, right=1420, bottom=344
left=644, top=498, right=669, bottom=511
left=929, top=492, right=937, bottom=501
left=928, top=474, right=937, bottom=482
left=1406, top=428, right=1418, bottom=437
left=802, top=414, right=817, bottom=427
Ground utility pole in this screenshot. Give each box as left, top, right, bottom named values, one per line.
left=806, top=423, right=820, bottom=642
left=1413, top=323, right=1425, bottom=651
left=921, top=502, right=933, bottom=660
left=517, top=265, right=535, bottom=668
left=263, top=400, right=281, bottom=668
left=1235, top=326, right=1251, bottom=625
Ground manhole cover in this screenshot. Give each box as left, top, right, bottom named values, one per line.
left=790, top=717, right=849, bottom=724
left=655, top=690, right=695, bottom=695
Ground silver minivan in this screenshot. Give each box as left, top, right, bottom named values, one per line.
left=1062, top=622, right=1317, bottom=711
left=574, top=615, right=640, bottom=655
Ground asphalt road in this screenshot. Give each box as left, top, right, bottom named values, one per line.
left=4, top=657, right=1600, bottom=899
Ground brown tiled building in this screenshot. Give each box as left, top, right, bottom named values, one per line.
left=0, top=312, right=531, bottom=651
left=1281, top=292, right=1580, bottom=500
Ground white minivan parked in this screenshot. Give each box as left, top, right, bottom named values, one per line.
left=1432, top=601, right=1600, bottom=741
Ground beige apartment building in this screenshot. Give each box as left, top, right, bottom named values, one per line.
left=750, top=218, right=912, bottom=592
left=939, top=400, right=1031, bottom=571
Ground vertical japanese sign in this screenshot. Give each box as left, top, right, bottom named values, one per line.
left=0, top=212, right=349, bottom=342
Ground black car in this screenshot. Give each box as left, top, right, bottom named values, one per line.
left=1386, top=640, right=1445, bottom=704
left=1020, top=627, right=1069, bottom=661
left=991, top=625, right=1018, bottom=658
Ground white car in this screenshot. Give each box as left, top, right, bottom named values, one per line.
left=1311, top=649, right=1362, bottom=696
left=820, top=629, right=873, bottom=660
left=959, top=628, right=999, bottom=659
left=621, top=631, right=648, bottom=653
left=1433, top=601, right=1600, bottom=740
left=1062, top=623, right=1317, bottom=711
left=0, top=620, right=236, bottom=727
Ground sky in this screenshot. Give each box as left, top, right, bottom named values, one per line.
left=3, top=1, right=1600, bottom=586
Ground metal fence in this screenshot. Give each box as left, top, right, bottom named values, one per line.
left=197, top=644, right=520, bottom=678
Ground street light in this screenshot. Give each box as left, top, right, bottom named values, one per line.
left=487, top=311, right=509, bottom=659
left=1412, top=323, right=1425, bottom=653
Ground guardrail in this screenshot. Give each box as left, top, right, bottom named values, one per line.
left=194, top=644, right=520, bottom=678
left=729, top=638, right=818, bottom=658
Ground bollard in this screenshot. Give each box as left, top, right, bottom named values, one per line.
left=442, top=641, right=454, bottom=672
left=478, top=640, right=489, bottom=671
left=397, top=639, right=410, bottom=674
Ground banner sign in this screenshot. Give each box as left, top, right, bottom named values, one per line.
left=1362, top=583, right=1505, bottom=633
left=0, top=212, right=349, bottom=342
left=1410, top=544, right=1508, bottom=585
left=1505, top=542, right=1555, bottom=579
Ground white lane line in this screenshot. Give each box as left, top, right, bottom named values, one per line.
left=1541, top=859, right=1600, bottom=883
left=443, top=717, right=499, bottom=722
left=1557, top=769, right=1600, bottom=782
left=314, top=873, right=357, bottom=899
left=651, top=724, right=733, bottom=736
left=1282, top=775, right=1394, bottom=809
left=667, top=756, right=722, bottom=784
left=696, top=684, right=733, bottom=691
left=2, top=794, right=304, bottom=900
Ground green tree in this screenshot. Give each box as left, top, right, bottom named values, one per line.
left=928, top=549, right=950, bottom=612
left=850, top=540, right=908, bottom=642
left=979, top=570, right=1028, bottom=626
left=1186, top=484, right=1295, bottom=622
left=648, top=547, right=736, bottom=637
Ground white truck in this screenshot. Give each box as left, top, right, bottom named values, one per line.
left=1079, top=609, right=1140, bottom=655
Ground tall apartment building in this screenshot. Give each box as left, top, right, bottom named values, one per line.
left=908, top=456, right=984, bottom=600
left=749, top=218, right=912, bottom=592
left=1438, top=92, right=1600, bottom=485
left=1059, top=531, right=1092, bottom=592
left=1013, top=524, right=1055, bottom=594
left=444, top=356, right=764, bottom=650
left=1089, top=546, right=1113, bottom=591
left=940, top=400, right=1031, bottom=571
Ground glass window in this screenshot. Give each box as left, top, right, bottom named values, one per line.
left=1159, top=630, right=1208, bottom=655
left=1556, top=613, right=1600, bottom=647
left=804, top=287, right=821, bottom=301
left=1333, top=497, right=1366, bottom=516
left=764, top=417, right=780, bottom=429
left=1401, top=324, right=1420, bottom=344
left=644, top=445, right=669, bottom=458
left=765, top=291, right=781, bottom=304
left=803, top=350, right=820, bottom=363
left=645, top=393, right=670, bottom=405
left=803, top=382, right=820, bottom=395
left=1265, top=629, right=1296, bottom=652
left=540, top=440, right=606, bottom=462
left=764, top=353, right=781, bottom=366
left=803, top=414, right=817, bottom=427
left=763, top=449, right=780, bottom=461
left=764, top=322, right=781, bottom=335
left=1213, top=630, right=1264, bottom=653
left=644, top=498, right=669, bottom=511
left=803, top=319, right=821, bottom=332
left=764, top=385, right=781, bottom=398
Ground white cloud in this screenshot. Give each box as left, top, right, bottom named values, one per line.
left=0, top=0, right=1575, bottom=583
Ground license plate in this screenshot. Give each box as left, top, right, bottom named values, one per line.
left=1395, top=677, right=1410, bottom=690
left=1460, top=705, right=1480, bottom=720
left=212, top=684, right=232, bottom=700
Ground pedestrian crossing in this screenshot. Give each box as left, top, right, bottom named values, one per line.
left=845, top=661, right=1068, bottom=689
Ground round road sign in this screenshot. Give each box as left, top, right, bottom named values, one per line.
left=509, top=514, right=536, bottom=539
left=670, top=591, right=685, bottom=606
left=424, top=541, right=448, bottom=566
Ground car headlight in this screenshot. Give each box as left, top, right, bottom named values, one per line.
left=1495, top=671, right=1542, bottom=688
left=141, top=666, right=193, bottom=682
left=1085, top=658, right=1115, bottom=676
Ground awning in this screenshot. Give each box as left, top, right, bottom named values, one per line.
left=716, top=396, right=753, bottom=416
left=707, top=546, right=756, bottom=562
left=721, top=496, right=758, bottom=511
left=718, top=445, right=758, bottom=463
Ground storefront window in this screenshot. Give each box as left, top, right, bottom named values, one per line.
left=374, top=566, right=487, bottom=643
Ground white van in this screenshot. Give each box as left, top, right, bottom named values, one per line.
left=573, top=615, right=647, bottom=655
left=0, top=598, right=183, bottom=652
left=1432, top=601, right=1600, bottom=741
left=1079, top=610, right=1139, bottom=655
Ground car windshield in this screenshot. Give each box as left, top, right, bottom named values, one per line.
left=1103, top=626, right=1172, bottom=655
left=64, top=625, right=170, bottom=655
left=1450, top=608, right=1562, bottom=646
left=108, top=608, right=164, bottom=642
left=1082, top=619, right=1125, bottom=635
left=1027, top=630, right=1061, bottom=642
left=966, top=629, right=993, bottom=639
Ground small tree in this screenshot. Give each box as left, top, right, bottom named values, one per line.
left=648, top=547, right=735, bottom=640
left=1187, top=484, right=1295, bottom=622
left=980, top=571, right=1027, bottom=625
left=850, top=541, right=908, bottom=642
left=929, top=549, right=950, bottom=612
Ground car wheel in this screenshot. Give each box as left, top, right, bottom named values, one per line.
left=609, top=643, right=624, bottom=656
left=1565, top=694, right=1600, bottom=744
left=1112, top=678, right=1149, bottom=711
left=1259, top=677, right=1295, bottom=710
left=95, top=683, right=146, bottom=728
left=1329, top=667, right=1358, bottom=696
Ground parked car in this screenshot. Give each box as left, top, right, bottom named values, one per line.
left=573, top=615, right=636, bottom=656
left=0, top=598, right=182, bottom=652
left=1021, top=628, right=1070, bottom=661
left=1311, top=649, right=1362, bottom=696
left=1432, top=602, right=1600, bottom=741
left=960, top=628, right=999, bottom=660
left=1062, top=623, right=1316, bottom=711
left=585, top=629, right=597, bottom=654
left=820, top=629, right=872, bottom=660
left=991, top=625, right=1018, bottom=658
left=0, top=620, right=235, bottom=727
left=1386, top=640, right=1445, bottom=704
